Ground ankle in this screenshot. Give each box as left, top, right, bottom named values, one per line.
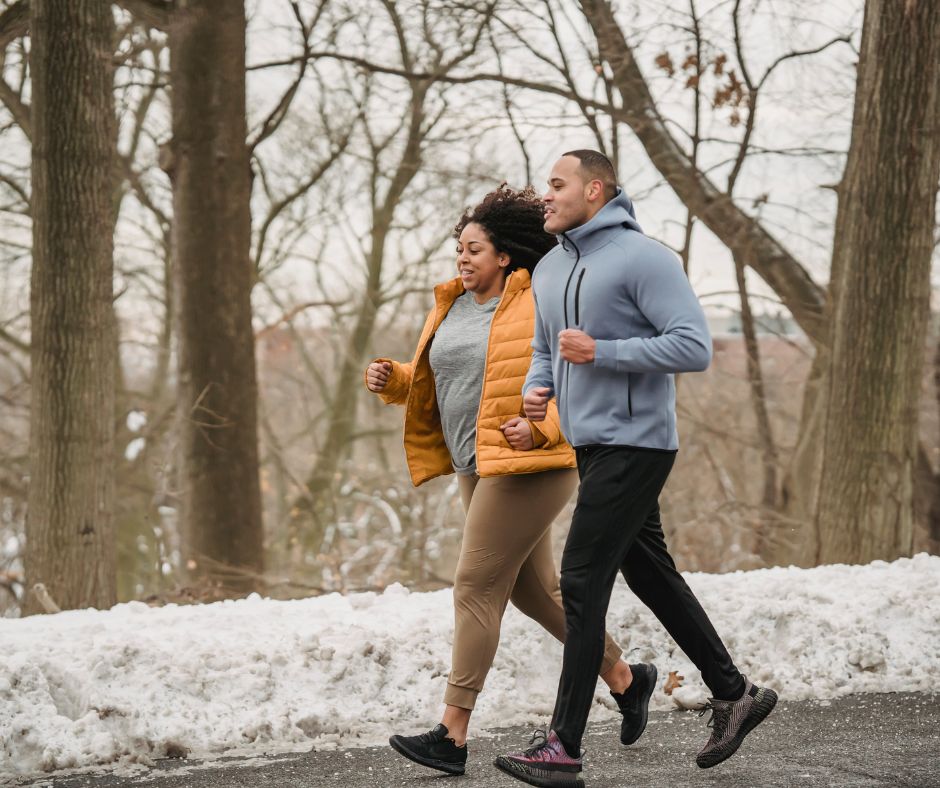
left=445, top=728, right=467, bottom=747
left=440, top=707, right=471, bottom=747
left=713, top=677, right=747, bottom=703
left=556, top=733, right=580, bottom=760
left=603, top=660, right=633, bottom=695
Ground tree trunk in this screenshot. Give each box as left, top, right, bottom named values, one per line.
left=813, top=0, right=940, bottom=564
left=25, top=0, right=117, bottom=614
left=167, top=0, right=264, bottom=594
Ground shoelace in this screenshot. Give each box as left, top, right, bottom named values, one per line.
left=416, top=727, right=445, bottom=746
left=523, top=728, right=549, bottom=757
left=699, top=703, right=732, bottom=737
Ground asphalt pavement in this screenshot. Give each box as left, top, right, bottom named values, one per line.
left=15, top=692, right=940, bottom=788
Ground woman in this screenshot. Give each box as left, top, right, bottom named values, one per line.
left=365, top=186, right=653, bottom=776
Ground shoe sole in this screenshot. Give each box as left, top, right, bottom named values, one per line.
left=388, top=735, right=465, bottom=776
left=493, top=755, right=584, bottom=788
left=696, top=687, right=778, bottom=769
left=621, top=663, right=657, bottom=746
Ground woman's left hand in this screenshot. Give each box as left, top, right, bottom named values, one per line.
left=500, top=417, right=535, bottom=451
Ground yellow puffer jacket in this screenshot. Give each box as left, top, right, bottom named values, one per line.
left=366, top=268, right=575, bottom=486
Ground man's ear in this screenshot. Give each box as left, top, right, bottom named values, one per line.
left=586, top=179, right=604, bottom=202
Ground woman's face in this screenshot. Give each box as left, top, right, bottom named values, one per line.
left=455, top=222, right=508, bottom=300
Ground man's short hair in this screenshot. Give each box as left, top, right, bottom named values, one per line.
left=562, top=149, right=617, bottom=202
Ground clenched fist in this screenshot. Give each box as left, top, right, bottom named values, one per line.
left=500, top=417, right=535, bottom=451
left=366, top=361, right=392, bottom=392
left=558, top=329, right=596, bottom=364
left=523, top=386, right=552, bottom=421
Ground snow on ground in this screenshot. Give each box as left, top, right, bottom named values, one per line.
left=1, top=554, right=939, bottom=782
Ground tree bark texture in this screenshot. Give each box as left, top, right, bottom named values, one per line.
left=25, top=0, right=117, bottom=614
left=168, top=0, right=264, bottom=593
left=813, top=0, right=940, bottom=564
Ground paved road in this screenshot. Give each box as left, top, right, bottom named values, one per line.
left=18, top=692, right=940, bottom=787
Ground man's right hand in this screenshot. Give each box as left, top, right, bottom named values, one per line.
left=523, top=387, right=552, bottom=421
left=366, top=361, right=392, bottom=392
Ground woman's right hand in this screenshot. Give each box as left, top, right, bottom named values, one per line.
left=366, top=361, right=392, bottom=392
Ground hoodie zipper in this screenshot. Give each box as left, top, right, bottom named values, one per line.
left=573, top=269, right=585, bottom=327
left=559, top=235, right=582, bottom=442
left=560, top=234, right=581, bottom=329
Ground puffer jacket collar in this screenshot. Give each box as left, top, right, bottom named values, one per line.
left=432, top=268, right=531, bottom=311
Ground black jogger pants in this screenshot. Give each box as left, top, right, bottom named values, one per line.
left=550, top=445, right=745, bottom=755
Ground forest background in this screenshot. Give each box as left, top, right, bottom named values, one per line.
left=0, top=0, right=938, bottom=617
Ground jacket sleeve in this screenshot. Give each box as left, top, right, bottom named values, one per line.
left=526, top=397, right=565, bottom=449
left=523, top=287, right=556, bottom=397
left=364, top=358, right=414, bottom=405
left=365, top=303, right=437, bottom=405
left=593, top=242, right=713, bottom=374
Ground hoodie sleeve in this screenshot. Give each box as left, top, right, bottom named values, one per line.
left=523, top=287, right=556, bottom=397
left=593, top=241, right=712, bottom=373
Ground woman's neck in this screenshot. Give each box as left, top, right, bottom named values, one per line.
left=469, top=275, right=507, bottom=304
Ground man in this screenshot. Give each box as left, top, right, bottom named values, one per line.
left=494, top=150, right=777, bottom=788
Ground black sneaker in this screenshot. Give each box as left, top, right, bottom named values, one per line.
left=611, top=662, right=657, bottom=745
left=389, top=723, right=467, bottom=775
left=696, top=678, right=778, bottom=768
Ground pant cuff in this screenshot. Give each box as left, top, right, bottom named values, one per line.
left=444, top=682, right=479, bottom=710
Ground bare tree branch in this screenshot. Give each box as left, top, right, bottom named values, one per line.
left=0, top=1, right=27, bottom=51
left=120, top=0, right=175, bottom=30
left=578, top=0, right=827, bottom=342
left=0, top=74, right=30, bottom=140
left=0, top=324, right=28, bottom=353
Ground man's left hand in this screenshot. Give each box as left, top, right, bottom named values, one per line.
left=500, top=417, right=535, bottom=451
left=559, top=329, right=596, bottom=364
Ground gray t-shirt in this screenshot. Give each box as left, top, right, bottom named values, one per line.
left=428, top=292, right=500, bottom=475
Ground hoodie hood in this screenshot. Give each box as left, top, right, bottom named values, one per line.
left=558, top=188, right=643, bottom=257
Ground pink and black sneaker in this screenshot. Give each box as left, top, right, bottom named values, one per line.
left=494, top=729, right=584, bottom=788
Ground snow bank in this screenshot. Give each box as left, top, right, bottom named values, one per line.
left=2, top=554, right=939, bottom=780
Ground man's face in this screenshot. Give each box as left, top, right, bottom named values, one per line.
left=543, top=156, right=591, bottom=234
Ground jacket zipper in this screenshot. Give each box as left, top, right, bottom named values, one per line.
left=474, top=276, right=510, bottom=462
left=573, top=269, right=585, bottom=327
left=627, top=373, right=633, bottom=418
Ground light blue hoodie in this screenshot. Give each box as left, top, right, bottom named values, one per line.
left=524, top=189, right=712, bottom=450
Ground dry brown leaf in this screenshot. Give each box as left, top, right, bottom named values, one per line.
left=663, top=670, right=684, bottom=695
left=654, top=52, right=675, bottom=77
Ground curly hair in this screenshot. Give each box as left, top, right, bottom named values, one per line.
left=453, top=184, right=557, bottom=275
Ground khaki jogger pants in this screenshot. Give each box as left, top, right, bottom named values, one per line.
left=445, top=468, right=624, bottom=710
